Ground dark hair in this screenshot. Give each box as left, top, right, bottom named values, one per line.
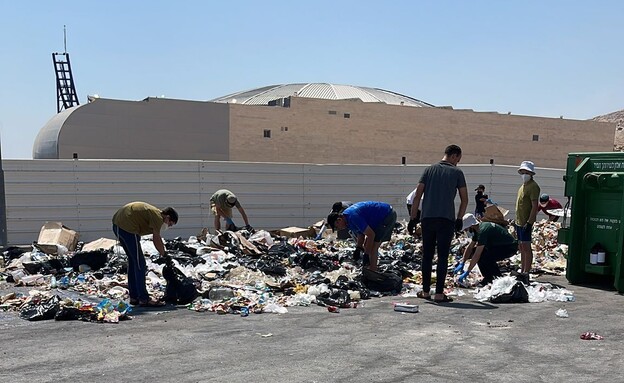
left=444, top=144, right=462, bottom=157
left=161, top=207, right=179, bottom=224
left=327, top=212, right=340, bottom=230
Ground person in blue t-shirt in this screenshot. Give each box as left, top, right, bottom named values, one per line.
left=327, top=201, right=397, bottom=271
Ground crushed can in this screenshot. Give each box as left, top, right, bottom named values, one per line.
left=327, top=306, right=340, bottom=313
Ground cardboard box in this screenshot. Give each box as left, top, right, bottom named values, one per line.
left=81, top=237, right=117, bottom=252
left=482, top=205, right=510, bottom=226
left=276, top=226, right=316, bottom=239
left=37, top=222, right=79, bottom=251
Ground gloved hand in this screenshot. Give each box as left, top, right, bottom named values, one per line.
left=453, top=262, right=465, bottom=275
left=407, top=218, right=419, bottom=235
left=455, top=218, right=463, bottom=232
left=522, top=222, right=533, bottom=232
left=352, top=246, right=363, bottom=261
left=458, top=270, right=470, bottom=283
left=244, top=224, right=254, bottom=232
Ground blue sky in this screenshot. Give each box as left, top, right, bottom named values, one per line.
left=1, top=1, right=622, bottom=159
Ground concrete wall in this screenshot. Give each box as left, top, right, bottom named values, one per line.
left=2, top=159, right=565, bottom=246
left=55, top=98, right=230, bottom=160
left=229, top=97, right=615, bottom=168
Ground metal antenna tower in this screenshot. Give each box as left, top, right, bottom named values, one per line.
left=53, top=26, right=80, bottom=113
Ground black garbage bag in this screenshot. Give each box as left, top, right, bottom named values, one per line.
left=54, top=306, right=82, bottom=321
left=317, top=289, right=351, bottom=308
left=165, top=238, right=197, bottom=256
left=490, top=282, right=529, bottom=303
left=19, top=295, right=61, bottom=321
left=268, top=242, right=298, bottom=258
left=162, top=260, right=199, bottom=305
left=255, top=256, right=287, bottom=277
left=361, top=268, right=403, bottom=294
left=70, top=250, right=109, bottom=271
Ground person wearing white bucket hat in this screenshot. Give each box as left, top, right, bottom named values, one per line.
left=515, top=160, right=540, bottom=282
left=454, top=213, right=519, bottom=286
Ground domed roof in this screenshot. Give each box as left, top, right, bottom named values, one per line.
left=210, top=83, right=434, bottom=107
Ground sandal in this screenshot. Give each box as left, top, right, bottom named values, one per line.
left=417, top=291, right=432, bottom=301
left=138, top=300, right=166, bottom=307
left=433, top=295, right=454, bottom=303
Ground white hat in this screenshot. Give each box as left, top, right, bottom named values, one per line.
left=518, top=160, right=536, bottom=174
left=462, top=213, right=479, bottom=231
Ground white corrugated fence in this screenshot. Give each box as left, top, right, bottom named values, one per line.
left=2, top=159, right=565, bottom=245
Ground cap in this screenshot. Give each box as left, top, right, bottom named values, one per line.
left=539, top=194, right=550, bottom=205
left=461, top=213, right=479, bottom=231
left=226, top=195, right=237, bottom=207
left=518, top=160, right=536, bottom=175
left=474, top=184, right=485, bottom=191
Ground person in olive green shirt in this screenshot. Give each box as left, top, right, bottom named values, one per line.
left=112, top=202, right=178, bottom=306
left=455, top=213, right=519, bottom=286
left=210, top=189, right=251, bottom=231
left=515, top=161, right=540, bottom=280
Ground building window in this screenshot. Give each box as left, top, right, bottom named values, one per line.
left=344, top=113, right=350, bottom=118
left=532, top=134, right=539, bottom=141
left=328, top=110, right=337, bottom=115
left=264, top=129, right=271, bottom=138
left=280, top=126, right=289, bottom=132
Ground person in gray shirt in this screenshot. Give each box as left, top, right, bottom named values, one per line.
left=409, top=144, right=468, bottom=303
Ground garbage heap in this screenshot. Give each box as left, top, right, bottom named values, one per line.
left=0, top=219, right=569, bottom=322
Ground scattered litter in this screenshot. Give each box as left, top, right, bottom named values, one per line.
left=393, top=302, right=419, bottom=313
left=256, top=333, right=273, bottom=337
left=0, top=218, right=571, bottom=324
left=580, top=332, right=604, bottom=340
left=555, top=308, right=569, bottom=318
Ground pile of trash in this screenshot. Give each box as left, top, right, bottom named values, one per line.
left=0, top=218, right=570, bottom=322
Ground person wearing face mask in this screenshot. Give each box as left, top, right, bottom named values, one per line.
left=515, top=161, right=540, bottom=283
left=473, top=184, right=488, bottom=218
left=112, top=202, right=178, bottom=307
left=454, top=213, right=519, bottom=286
left=210, top=189, right=252, bottom=232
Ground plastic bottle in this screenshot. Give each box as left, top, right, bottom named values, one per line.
left=76, top=274, right=86, bottom=283
left=59, top=276, right=70, bottom=289
left=50, top=275, right=57, bottom=288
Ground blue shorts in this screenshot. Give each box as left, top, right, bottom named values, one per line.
left=515, top=223, right=533, bottom=242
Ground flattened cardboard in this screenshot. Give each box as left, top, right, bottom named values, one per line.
left=82, top=237, right=117, bottom=252
left=276, top=226, right=316, bottom=239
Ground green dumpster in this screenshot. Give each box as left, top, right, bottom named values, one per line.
left=559, top=152, right=624, bottom=292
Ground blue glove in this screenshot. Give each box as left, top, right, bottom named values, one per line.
left=453, top=262, right=465, bottom=275
left=459, top=270, right=470, bottom=283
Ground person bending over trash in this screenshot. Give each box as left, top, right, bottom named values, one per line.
left=112, top=202, right=178, bottom=307
left=327, top=201, right=397, bottom=272
left=210, top=189, right=252, bottom=232
left=538, top=194, right=562, bottom=222
left=454, top=213, right=519, bottom=287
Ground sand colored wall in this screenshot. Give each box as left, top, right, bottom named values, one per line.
left=56, top=98, right=230, bottom=160
left=228, top=97, right=615, bottom=168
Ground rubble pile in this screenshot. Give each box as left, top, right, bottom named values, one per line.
left=0, top=219, right=570, bottom=323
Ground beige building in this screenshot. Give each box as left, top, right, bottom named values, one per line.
left=33, top=83, right=615, bottom=168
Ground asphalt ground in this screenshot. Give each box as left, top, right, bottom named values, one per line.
left=0, top=275, right=622, bottom=383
